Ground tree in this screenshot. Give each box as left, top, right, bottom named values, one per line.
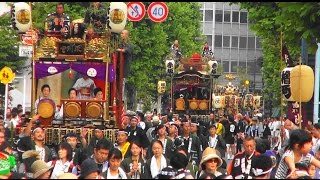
left=126, top=2, right=203, bottom=111
left=0, top=12, right=27, bottom=95
left=28, top=2, right=203, bottom=111
left=235, top=2, right=320, bottom=110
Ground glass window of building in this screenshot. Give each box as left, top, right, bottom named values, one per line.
left=223, top=61, right=230, bottom=73
left=256, top=37, right=262, bottom=49
left=247, top=61, right=256, bottom=74
left=231, top=61, right=238, bottom=73
left=215, top=35, right=222, bottom=48
left=205, top=10, right=213, bottom=21
left=206, top=35, right=213, bottom=46
left=248, top=36, right=255, bottom=49
left=239, top=61, right=247, bottom=71
left=224, top=10, right=231, bottom=22
left=231, top=36, right=239, bottom=48
left=239, top=36, right=247, bottom=48
left=215, top=10, right=223, bottom=22
left=240, top=11, right=248, bottom=23
left=223, top=36, right=230, bottom=48
left=232, top=11, right=239, bottom=23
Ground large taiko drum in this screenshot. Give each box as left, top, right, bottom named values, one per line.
left=64, top=102, right=81, bottom=118
left=38, top=98, right=55, bottom=127
left=86, top=102, right=103, bottom=119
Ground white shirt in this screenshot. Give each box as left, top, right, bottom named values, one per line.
left=73, top=77, right=96, bottom=99
left=49, top=160, right=72, bottom=179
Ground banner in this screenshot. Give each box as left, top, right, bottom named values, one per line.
left=287, top=101, right=308, bottom=127
left=282, top=45, right=294, bottom=67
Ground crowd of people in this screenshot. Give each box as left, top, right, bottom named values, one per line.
left=0, top=107, right=320, bottom=179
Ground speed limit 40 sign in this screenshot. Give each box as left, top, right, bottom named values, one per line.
left=147, top=2, right=169, bottom=22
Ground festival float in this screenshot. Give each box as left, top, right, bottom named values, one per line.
left=12, top=2, right=129, bottom=145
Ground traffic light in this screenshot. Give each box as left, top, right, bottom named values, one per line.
left=208, top=60, right=218, bottom=74
left=165, top=59, right=175, bottom=74
left=157, top=81, right=166, bottom=94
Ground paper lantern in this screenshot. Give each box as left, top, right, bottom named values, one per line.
left=213, top=96, right=225, bottom=109
left=290, top=65, right=314, bottom=102
left=108, top=2, right=127, bottom=33
left=244, top=94, right=254, bottom=107
left=12, top=2, right=32, bottom=33
left=281, top=67, right=295, bottom=101
left=254, top=96, right=262, bottom=108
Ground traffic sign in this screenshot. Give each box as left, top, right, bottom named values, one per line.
left=147, top=2, right=169, bottom=23
left=127, top=2, right=146, bottom=21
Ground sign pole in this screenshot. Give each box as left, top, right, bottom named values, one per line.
left=4, top=84, right=8, bottom=121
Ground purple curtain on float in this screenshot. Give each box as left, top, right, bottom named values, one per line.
left=35, top=63, right=115, bottom=82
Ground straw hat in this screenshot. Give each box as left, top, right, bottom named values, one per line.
left=57, top=173, right=78, bottom=179
left=31, top=160, right=53, bottom=179
left=199, top=147, right=222, bottom=170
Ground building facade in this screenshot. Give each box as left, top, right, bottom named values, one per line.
left=199, top=2, right=263, bottom=93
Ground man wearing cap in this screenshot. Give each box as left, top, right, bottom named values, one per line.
left=125, top=115, right=150, bottom=149
left=180, top=119, right=202, bottom=165
left=114, top=130, right=131, bottom=159
left=79, top=158, right=101, bottom=179
left=17, top=114, right=53, bottom=163
left=146, top=116, right=160, bottom=142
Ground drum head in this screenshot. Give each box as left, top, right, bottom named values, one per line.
left=86, top=102, right=103, bottom=118
left=65, top=102, right=81, bottom=118
left=38, top=99, right=55, bottom=118
left=199, top=101, right=208, bottom=110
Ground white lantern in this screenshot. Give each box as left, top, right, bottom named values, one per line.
left=108, top=2, right=127, bottom=33
left=253, top=96, right=261, bottom=109
left=12, top=2, right=32, bottom=33
left=213, top=96, right=225, bottom=109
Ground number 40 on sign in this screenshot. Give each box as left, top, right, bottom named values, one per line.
left=147, top=2, right=169, bottom=23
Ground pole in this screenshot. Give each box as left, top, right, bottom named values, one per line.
left=23, top=75, right=26, bottom=114
left=29, top=2, right=36, bottom=116
left=313, top=43, right=320, bottom=124
left=4, top=84, right=8, bottom=121
left=171, top=75, right=173, bottom=112
left=280, top=31, right=284, bottom=125
left=299, top=57, right=302, bottom=129
left=158, top=94, right=162, bottom=114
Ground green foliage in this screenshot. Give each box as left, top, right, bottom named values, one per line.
left=236, top=2, right=320, bottom=110
left=126, top=2, right=203, bottom=111
left=0, top=14, right=27, bottom=71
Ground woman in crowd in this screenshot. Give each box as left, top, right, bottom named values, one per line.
left=49, top=142, right=74, bottom=179
left=102, top=148, right=127, bottom=179
left=142, top=140, right=170, bottom=179
left=195, top=147, right=223, bottom=178
left=121, top=140, right=145, bottom=179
